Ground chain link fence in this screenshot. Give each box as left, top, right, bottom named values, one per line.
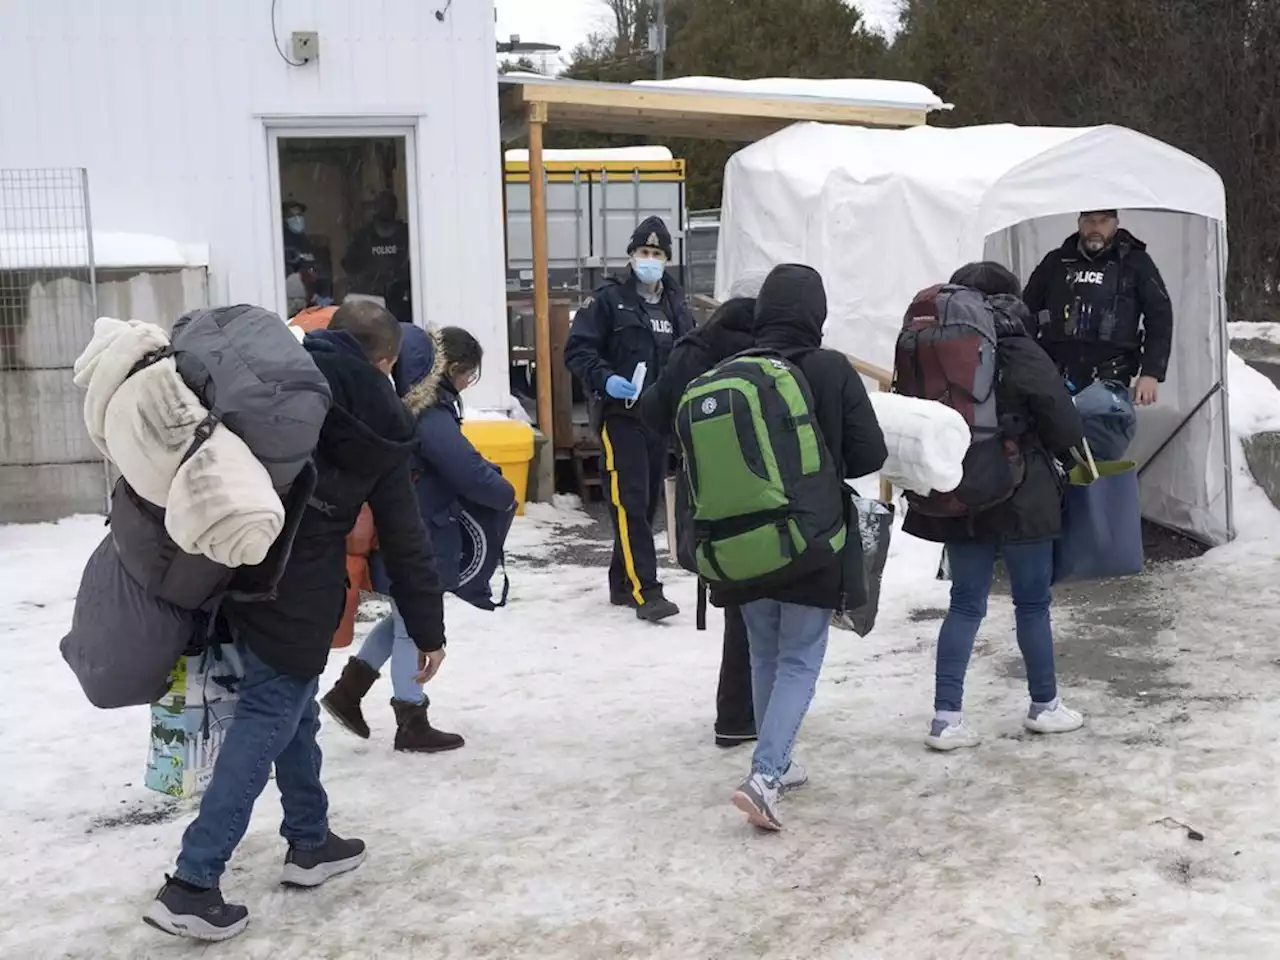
left=0, top=168, right=109, bottom=521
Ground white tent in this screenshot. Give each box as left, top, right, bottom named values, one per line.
left=716, top=122, right=1232, bottom=545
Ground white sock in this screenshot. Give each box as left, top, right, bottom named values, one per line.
left=934, top=710, right=963, bottom=726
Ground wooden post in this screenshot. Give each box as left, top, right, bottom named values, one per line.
left=528, top=100, right=554, bottom=438
left=549, top=300, right=574, bottom=450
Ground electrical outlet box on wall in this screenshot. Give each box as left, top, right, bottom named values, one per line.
left=291, top=31, right=319, bottom=63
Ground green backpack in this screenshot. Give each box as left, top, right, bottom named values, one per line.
left=674, top=350, right=846, bottom=587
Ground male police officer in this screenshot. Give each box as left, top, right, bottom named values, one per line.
left=565, top=216, right=694, bottom=622
left=343, top=191, right=411, bottom=308
left=1023, top=210, right=1173, bottom=460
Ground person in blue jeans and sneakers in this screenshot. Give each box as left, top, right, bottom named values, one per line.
left=713, top=265, right=886, bottom=831
left=905, top=262, right=1087, bottom=752
left=144, top=302, right=448, bottom=942
left=322, top=324, right=516, bottom=753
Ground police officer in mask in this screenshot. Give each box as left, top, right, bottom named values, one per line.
left=282, top=200, right=314, bottom=276
left=565, top=216, right=694, bottom=623
left=1024, top=210, right=1173, bottom=460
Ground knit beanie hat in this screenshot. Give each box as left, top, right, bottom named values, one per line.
left=627, top=216, right=672, bottom=259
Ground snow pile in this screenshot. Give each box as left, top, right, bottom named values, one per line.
left=1212, top=351, right=1280, bottom=549
left=1227, top=351, right=1280, bottom=438
left=505, top=147, right=674, bottom=163
left=521, top=494, right=593, bottom=529
left=0, top=231, right=209, bottom=270
left=464, top=399, right=533, bottom=424
left=633, top=76, right=951, bottom=111
left=1228, top=321, right=1280, bottom=345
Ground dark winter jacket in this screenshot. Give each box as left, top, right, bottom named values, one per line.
left=283, top=226, right=314, bottom=275
left=1023, top=229, right=1174, bottom=386
left=638, top=296, right=757, bottom=436
left=903, top=294, right=1085, bottom=546
left=392, top=324, right=516, bottom=591
left=222, top=329, right=446, bottom=679
left=564, top=270, right=696, bottom=426
left=342, top=221, right=411, bottom=298
left=713, top=265, right=888, bottom=611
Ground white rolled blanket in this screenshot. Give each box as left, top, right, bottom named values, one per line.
left=73, top=317, right=284, bottom=566
left=868, top=392, right=970, bottom=496
left=166, top=426, right=283, bottom=567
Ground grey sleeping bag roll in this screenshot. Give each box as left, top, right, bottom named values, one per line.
left=170, top=305, right=331, bottom=490
left=61, top=535, right=202, bottom=709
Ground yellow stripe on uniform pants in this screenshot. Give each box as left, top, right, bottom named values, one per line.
left=601, top=424, right=646, bottom=606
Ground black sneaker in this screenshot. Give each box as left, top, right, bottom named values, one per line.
left=280, top=832, right=367, bottom=888
left=715, top=729, right=758, bottom=749
left=636, top=597, right=679, bottom=623
left=142, top=876, right=249, bottom=942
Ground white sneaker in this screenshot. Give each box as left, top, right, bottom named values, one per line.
left=779, top=761, right=808, bottom=794
left=732, top=773, right=782, bottom=831
left=924, top=718, right=981, bottom=752
left=1024, top=700, right=1084, bottom=735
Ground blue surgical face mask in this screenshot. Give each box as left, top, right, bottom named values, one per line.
left=286, top=215, right=306, bottom=234
left=632, top=257, right=664, bottom=285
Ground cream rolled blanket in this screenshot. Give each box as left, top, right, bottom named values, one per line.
left=73, top=317, right=284, bottom=566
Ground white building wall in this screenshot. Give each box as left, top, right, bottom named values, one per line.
left=0, top=0, right=510, bottom=408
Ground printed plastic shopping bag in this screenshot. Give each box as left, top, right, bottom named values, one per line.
left=145, top=643, right=244, bottom=798
left=1052, top=441, right=1144, bottom=584
left=833, top=491, right=895, bottom=637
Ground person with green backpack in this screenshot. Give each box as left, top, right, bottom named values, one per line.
left=674, top=264, right=886, bottom=831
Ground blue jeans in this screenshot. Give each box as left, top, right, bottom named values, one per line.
left=934, top=541, right=1058, bottom=713
left=740, top=600, right=832, bottom=781
left=175, top=642, right=329, bottom=888
left=356, top=602, right=426, bottom=705
left=1073, top=380, right=1136, bottom=461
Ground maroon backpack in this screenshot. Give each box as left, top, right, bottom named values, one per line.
left=893, top=284, right=1026, bottom=518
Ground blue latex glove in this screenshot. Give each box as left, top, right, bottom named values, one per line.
left=605, top=375, right=639, bottom=400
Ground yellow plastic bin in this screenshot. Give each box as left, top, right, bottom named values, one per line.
left=460, top=419, right=536, bottom=515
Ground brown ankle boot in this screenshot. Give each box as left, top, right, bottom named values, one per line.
left=391, top=699, right=465, bottom=753
left=320, top=658, right=380, bottom=739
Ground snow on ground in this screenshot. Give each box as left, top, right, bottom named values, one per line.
left=6, top=380, right=1280, bottom=957
left=1230, top=321, right=1280, bottom=346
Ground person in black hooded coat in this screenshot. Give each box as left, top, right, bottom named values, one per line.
left=639, top=291, right=761, bottom=749
left=146, top=302, right=447, bottom=942
left=904, top=261, right=1086, bottom=756
left=719, top=264, right=887, bottom=832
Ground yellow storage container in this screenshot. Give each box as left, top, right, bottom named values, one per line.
left=460, top=419, right=536, bottom=515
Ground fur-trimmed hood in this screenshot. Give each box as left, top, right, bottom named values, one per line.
left=393, top=322, right=449, bottom=417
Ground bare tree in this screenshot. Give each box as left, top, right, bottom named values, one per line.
left=597, top=0, right=654, bottom=52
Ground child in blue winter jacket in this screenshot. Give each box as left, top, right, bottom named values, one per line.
left=321, top=324, right=516, bottom=752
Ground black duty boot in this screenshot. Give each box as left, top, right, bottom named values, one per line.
left=636, top=590, right=679, bottom=623
left=143, top=876, right=249, bottom=942
left=391, top=699, right=465, bottom=753
left=280, top=832, right=367, bottom=888
left=320, top=658, right=380, bottom=739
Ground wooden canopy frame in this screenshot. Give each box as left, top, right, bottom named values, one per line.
left=498, top=75, right=933, bottom=440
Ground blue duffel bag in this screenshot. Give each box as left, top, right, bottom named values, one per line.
left=1053, top=442, right=1144, bottom=584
